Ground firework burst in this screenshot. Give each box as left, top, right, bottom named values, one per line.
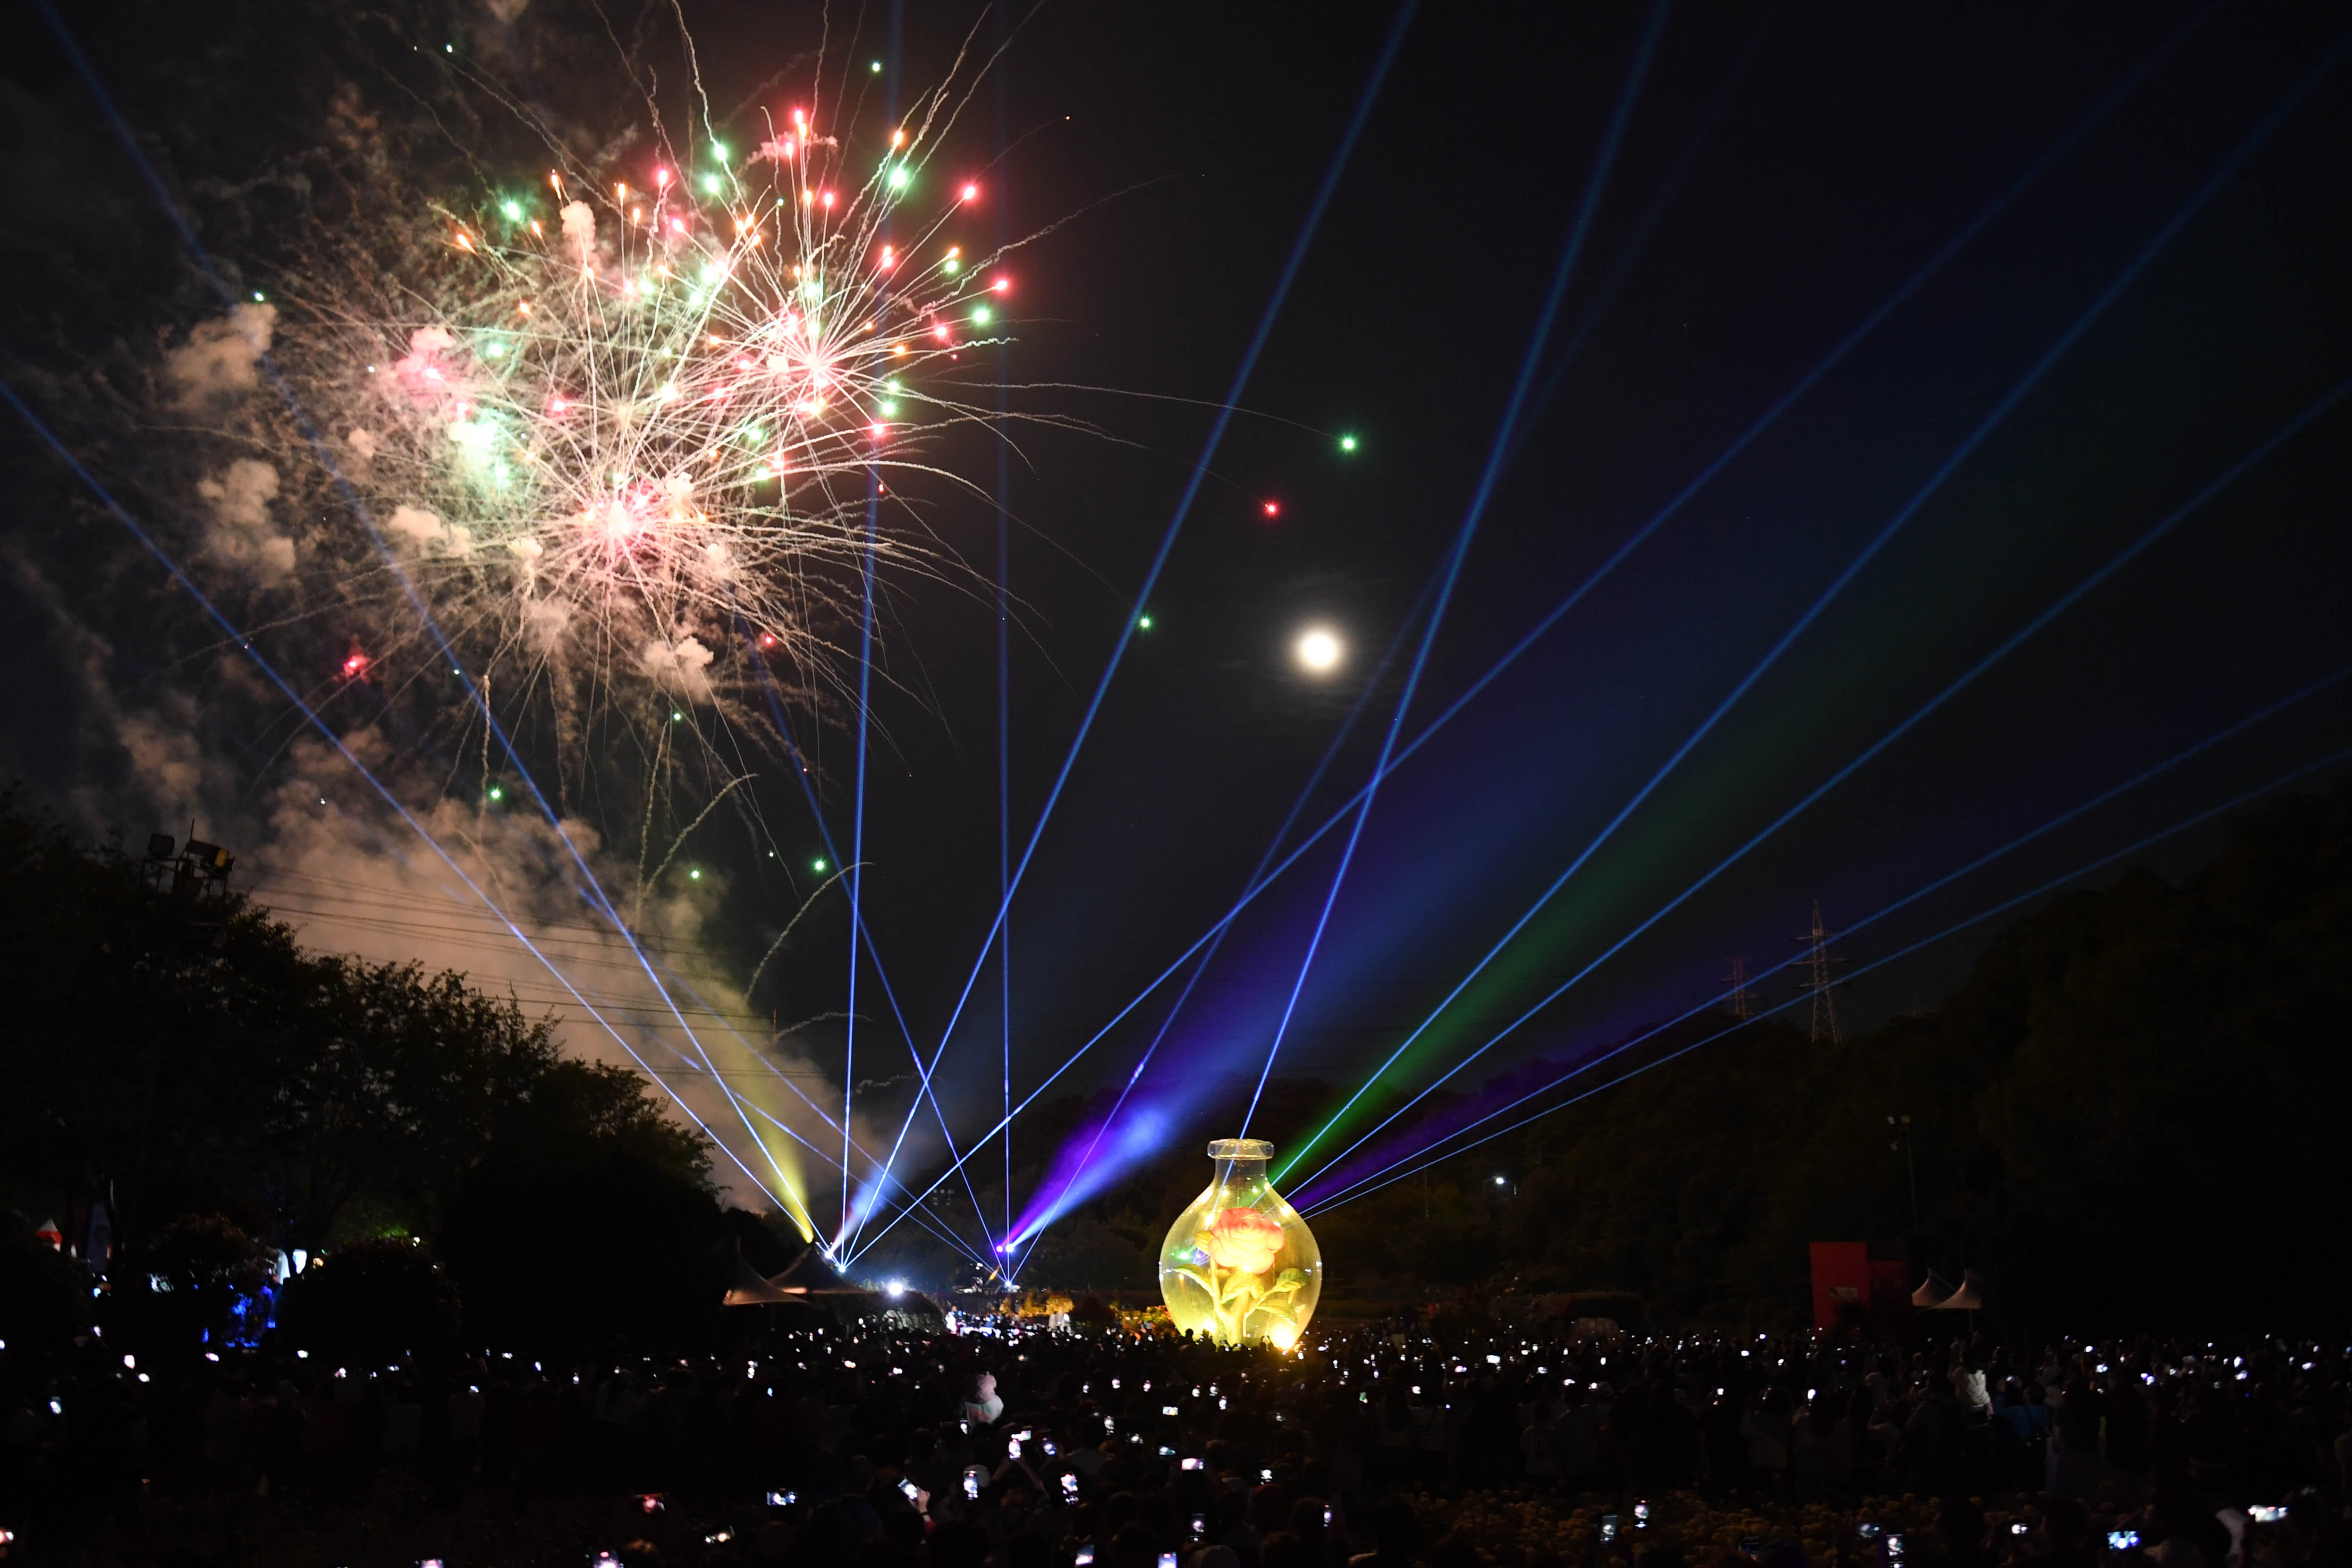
left=108, top=38, right=1074, bottom=1242
left=281, top=68, right=1019, bottom=773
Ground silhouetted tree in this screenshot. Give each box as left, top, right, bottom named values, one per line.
left=278, top=1236, right=463, bottom=1360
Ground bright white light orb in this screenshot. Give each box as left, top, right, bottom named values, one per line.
left=1294, top=627, right=1342, bottom=674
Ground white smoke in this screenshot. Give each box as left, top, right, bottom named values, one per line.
left=4, top=475, right=849, bottom=1229
left=237, top=735, right=847, bottom=1226
left=8, top=534, right=927, bottom=1236
left=194, top=458, right=295, bottom=583
left=385, top=502, right=473, bottom=557
left=115, top=714, right=207, bottom=803
left=521, top=595, right=568, bottom=653
left=391, top=327, right=458, bottom=405
left=640, top=634, right=715, bottom=700
left=561, top=200, right=596, bottom=267
left=166, top=302, right=276, bottom=408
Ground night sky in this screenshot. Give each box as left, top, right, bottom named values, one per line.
left=1, top=0, right=2347, bottom=1236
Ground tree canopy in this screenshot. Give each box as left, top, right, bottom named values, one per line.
left=0, top=792, right=712, bottom=1265
left=1307, top=779, right=2352, bottom=1331
left=1017, top=781, right=2352, bottom=1333
left=7, top=781, right=2344, bottom=1338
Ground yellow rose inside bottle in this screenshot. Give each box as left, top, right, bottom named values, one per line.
left=1157, top=1138, right=1322, bottom=1348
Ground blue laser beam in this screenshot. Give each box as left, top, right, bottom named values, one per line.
left=238, top=792, right=828, bottom=1232
left=249, top=810, right=832, bottom=1242
left=1505, top=0, right=1777, bottom=470
left=960, top=626, right=2351, bottom=1225
left=1003, top=569, right=1444, bottom=1263
left=1281, top=33, right=2352, bottom=1183
left=35, top=0, right=812, bottom=1199
left=855, top=0, right=2224, bottom=1230
left=1240, top=0, right=1672, bottom=1144
left=0, top=377, right=800, bottom=1215
left=1285, top=368, right=2352, bottom=1195
left=732, top=609, right=1000, bottom=1260
left=842, top=480, right=879, bottom=1239
left=1304, top=736, right=2352, bottom=1215
left=1268, top=0, right=2226, bottom=874
left=634, top=952, right=981, bottom=1253
left=999, top=498, right=1014, bottom=1272
left=996, top=7, right=1017, bottom=1281
left=744, top=1100, right=989, bottom=1268
left=1300, top=663, right=2352, bottom=1209
left=712, top=1057, right=991, bottom=1270
left=630, top=887, right=995, bottom=1263
left=829, top=0, right=2254, bottom=1241
left=851, top=0, right=1423, bottom=1254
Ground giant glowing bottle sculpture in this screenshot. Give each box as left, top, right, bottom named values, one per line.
left=1158, top=1139, right=1321, bottom=1349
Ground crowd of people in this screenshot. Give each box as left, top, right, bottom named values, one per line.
left=4, top=1309, right=2350, bottom=1568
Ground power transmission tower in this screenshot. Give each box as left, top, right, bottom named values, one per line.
left=1791, top=899, right=1847, bottom=1044
left=1726, top=956, right=1751, bottom=1020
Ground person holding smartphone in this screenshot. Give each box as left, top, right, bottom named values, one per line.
left=1348, top=1498, right=1421, bottom=1568
left=1288, top=1494, right=1334, bottom=1568
left=2015, top=1498, right=2097, bottom=1568
left=993, top=1435, right=1046, bottom=1500
left=1935, top=1496, right=1989, bottom=1568
left=2140, top=1486, right=2231, bottom=1568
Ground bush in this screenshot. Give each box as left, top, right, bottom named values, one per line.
left=0, top=1219, right=91, bottom=1353
left=116, top=1213, right=273, bottom=1351
left=279, top=1236, right=462, bottom=1360
left=438, top=1147, right=727, bottom=1353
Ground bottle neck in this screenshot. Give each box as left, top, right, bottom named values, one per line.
left=1214, top=1158, right=1270, bottom=1189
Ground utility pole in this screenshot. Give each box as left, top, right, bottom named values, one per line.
left=1887, top=1114, right=1918, bottom=1232
left=1726, top=956, right=1751, bottom=1020
left=1792, top=900, right=1847, bottom=1043
left=125, top=830, right=237, bottom=1248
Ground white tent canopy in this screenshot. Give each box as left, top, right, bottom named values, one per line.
left=722, top=1246, right=809, bottom=1307
left=1917, top=1271, right=1986, bottom=1310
